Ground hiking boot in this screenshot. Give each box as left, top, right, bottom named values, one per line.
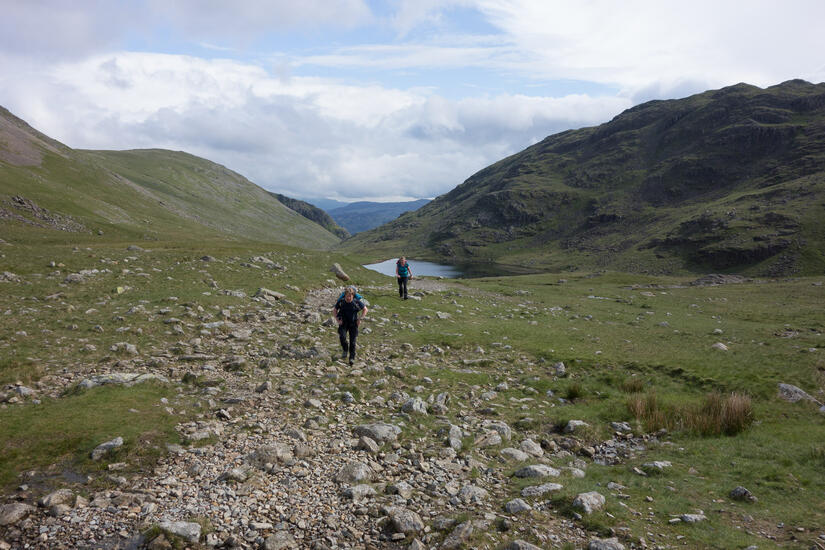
left=348, top=358, right=354, bottom=366
left=340, top=350, right=347, bottom=359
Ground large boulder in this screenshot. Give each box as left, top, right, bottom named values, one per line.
left=352, top=422, right=401, bottom=443
left=0, top=503, right=35, bottom=526
left=331, top=263, right=350, bottom=281
left=573, top=491, right=605, bottom=514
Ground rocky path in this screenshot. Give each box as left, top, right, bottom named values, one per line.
left=1, top=282, right=641, bottom=550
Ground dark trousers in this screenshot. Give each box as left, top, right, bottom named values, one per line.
left=338, top=323, right=358, bottom=358
left=398, top=276, right=408, bottom=298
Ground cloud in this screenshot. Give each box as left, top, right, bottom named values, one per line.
left=1, top=51, right=623, bottom=201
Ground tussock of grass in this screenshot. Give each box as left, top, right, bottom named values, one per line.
left=628, top=391, right=754, bottom=436
left=621, top=377, right=644, bottom=393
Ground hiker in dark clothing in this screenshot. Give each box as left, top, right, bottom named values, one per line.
left=396, top=256, right=412, bottom=299
left=332, top=287, right=368, bottom=365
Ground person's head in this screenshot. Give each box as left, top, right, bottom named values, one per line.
left=399, top=256, right=406, bottom=264
left=344, top=287, right=355, bottom=302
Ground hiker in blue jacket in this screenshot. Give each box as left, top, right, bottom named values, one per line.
left=396, top=256, right=412, bottom=299
left=332, top=287, right=368, bottom=365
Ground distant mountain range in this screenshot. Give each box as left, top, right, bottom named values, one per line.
left=0, top=106, right=339, bottom=248
left=341, top=80, right=825, bottom=276
left=326, top=199, right=430, bottom=234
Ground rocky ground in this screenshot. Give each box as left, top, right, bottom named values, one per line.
left=0, top=274, right=758, bottom=550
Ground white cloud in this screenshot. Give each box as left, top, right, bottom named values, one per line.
left=1, top=51, right=622, bottom=201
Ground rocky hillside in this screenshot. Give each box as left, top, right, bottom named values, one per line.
left=0, top=107, right=340, bottom=249
left=271, top=192, right=350, bottom=239
left=341, top=80, right=825, bottom=275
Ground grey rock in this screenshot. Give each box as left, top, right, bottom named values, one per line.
left=504, top=541, right=543, bottom=550
left=440, top=521, right=473, bottom=549
left=0, top=503, right=35, bottom=526
left=514, top=464, right=560, bottom=478
left=79, top=372, right=169, bottom=389
left=388, top=480, right=414, bottom=499
left=521, top=483, right=563, bottom=497
left=642, top=460, right=672, bottom=472
left=504, top=498, right=532, bottom=514
left=331, top=263, right=350, bottom=281
left=335, top=461, right=373, bottom=484
left=500, top=448, right=530, bottom=461
left=482, top=420, right=512, bottom=440
left=343, top=484, right=376, bottom=503
left=389, top=507, right=424, bottom=534
left=564, top=420, right=589, bottom=433
left=474, top=431, right=502, bottom=448
left=520, top=438, right=544, bottom=457
left=456, top=484, right=489, bottom=504
left=357, top=435, right=380, bottom=453
left=401, top=397, right=428, bottom=415
left=91, top=436, right=123, bottom=461
left=730, top=486, right=757, bottom=502
left=681, top=513, right=707, bottom=523
left=255, top=288, right=286, bottom=301
left=263, top=530, right=298, bottom=549
left=610, top=421, right=632, bottom=432
left=245, top=443, right=294, bottom=468
left=39, top=488, right=74, bottom=508
left=573, top=491, right=605, bottom=514
left=256, top=380, right=272, bottom=393
left=157, top=520, right=201, bottom=543
left=589, top=537, right=626, bottom=550
left=553, top=361, right=566, bottom=376
left=777, top=383, right=819, bottom=403
left=353, top=422, right=401, bottom=443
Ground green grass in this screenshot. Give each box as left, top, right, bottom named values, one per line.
left=0, top=383, right=180, bottom=489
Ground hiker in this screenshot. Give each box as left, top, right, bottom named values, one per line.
left=396, top=256, right=412, bottom=299
left=332, top=286, right=368, bottom=365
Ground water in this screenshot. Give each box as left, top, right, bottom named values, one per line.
left=363, top=258, right=536, bottom=279
left=363, top=259, right=461, bottom=278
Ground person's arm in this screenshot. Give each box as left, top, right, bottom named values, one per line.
left=332, top=303, right=342, bottom=324
left=396, top=264, right=400, bottom=278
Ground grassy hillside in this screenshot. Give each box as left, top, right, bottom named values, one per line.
left=341, top=80, right=825, bottom=276
left=0, top=107, right=339, bottom=249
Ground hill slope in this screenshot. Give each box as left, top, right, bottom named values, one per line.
left=329, top=199, right=430, bottom=234
left=341, top=80, right=825, bottom=275
left=0, top=106, right=339, bottom=248
left=270, top=192, right=350, bottom=238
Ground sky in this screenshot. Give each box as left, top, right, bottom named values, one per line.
left=2, top=1, right=824, bottom=203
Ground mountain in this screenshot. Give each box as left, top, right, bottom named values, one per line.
left=329, top=199, right=430, bottom=234
left=0, top=106, right=339, bottom=248
left=270, top=192, right=350, bottom=238
left=306, top=198, right=350, bottom=212
left=341, top=80, right=825, bottom=276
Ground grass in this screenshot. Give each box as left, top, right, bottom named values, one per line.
left=627, top=391, right=754, bottom=436
left=1, top=231, right=824, bottom=547
left=0, top=383, right=180, bottom=489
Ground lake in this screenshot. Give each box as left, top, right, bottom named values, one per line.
left=363, top=258, right=535, bottom=279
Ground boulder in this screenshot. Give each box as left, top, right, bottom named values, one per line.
left=573, top=491, right=605, bottom=514
left=157, top=520, right=201, bottom=543
left=352, top=422, right=401, bottom=443
left=91, top=437, right=124, bottom=461
left=331, top=263, right=350, bottom=281
left=521, top=482, right=563, bottom=497
left=514, top=464, right=560, bottom=478
left=389, top=507, right=424, bottom=534
left=263, top=531, right=297, bottom=550
left=335, top=461, right=373, bottom=484
left=440, top=521, right=474, bottom=549
left=589, top=538, right=626, bottom=550
left=777, top=383, right=819, bottom=403
left=245, top=443, right=294, bottom=469
left=0, top=503, right=35, bottom=526
left=504, top=498, right=532, bottom=514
